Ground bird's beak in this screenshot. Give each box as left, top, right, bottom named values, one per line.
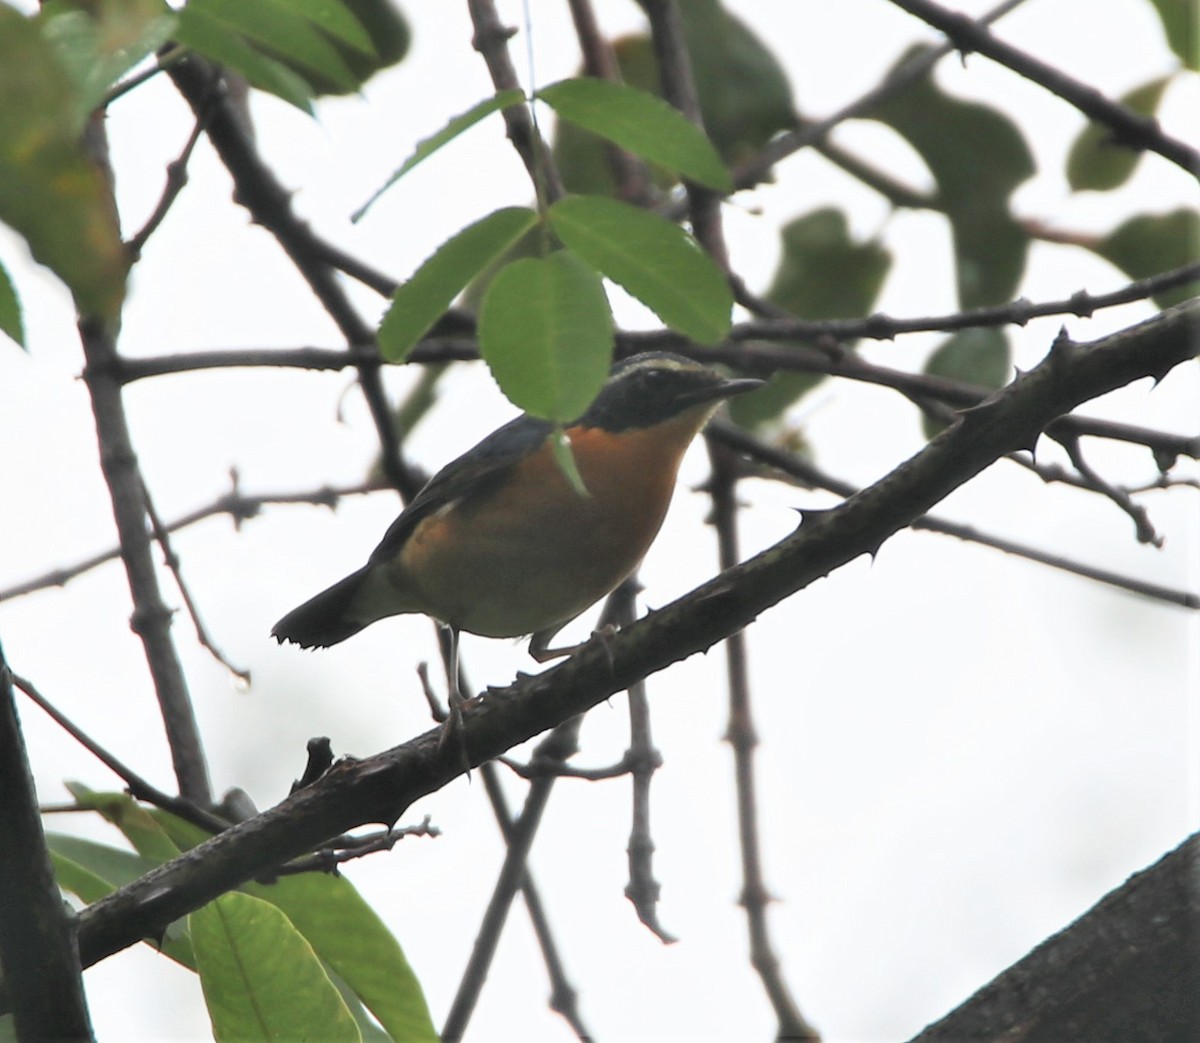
left=684, top=376, right=765, bottom=407
left=718, top=377, right=766, bottom=398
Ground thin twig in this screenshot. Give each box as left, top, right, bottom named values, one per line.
left=271, top=818, right=440, bottom=877
left=167, top=57, right=422, bottom=502
left=609, top=577, right=674, bottom=944
left=888, top=0, right=1200, bottom=177
left=441, top=717, right=584, bottom=1043
left=498, top=753, right=635, bottom=781
left=724, top=265, right=1200, bottom=344
left=478, top=760, right=593, bottom=1040
left=707, top=419, right=1199, bottom=610
left=566, top=0, right=654, bottom=203
left=79, top=321, right=212, bottom=805
left=420, top=653, right=593, bottom=1040
left=140, top=479, right=251, bottom=684
left=643, top=0, right=730, bottom=269
left=12, top=672, right=231, bottom=836
left=708, top=441, right=821, bottom=1042
left=1, top=477, right=386, bottom=604
left=125, top=105, right=210, bottom=260
left=467, top=0, right=565, bottom=205
left=673, top=0, right=1029, bottom=206
left=1054, top=432, right=1165, bottom=547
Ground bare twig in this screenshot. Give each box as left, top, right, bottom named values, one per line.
left=125, top=108, right=209, bottom=260
left=1054, top=432, right=1165, bottom=547
left=707, top=419, right=1200, bottom=610
left=166, top=57, right=422, bottom=502
left=441, top=716, right=584, bottom=1043
left=478, top=760, right=592, bottom=1040
left=12, top=672, right=232, bottom=836
left=272, top=818, right=440, bottom=877
left=725, top=264, right=1200, bottom=343
left=0, top=649, right=95, bottom=1041
left=566, top=0, right=654, bottom=203
left=140, top=480, right=251, bottom=684
left=420, top=653, right=593, bottom=1040
left=681, top=0, right=1029, bottom=203
left=603, top=579, right=675, bottom=943
left=888, top=0, right=1200, bottom=177
left=1, top=477, right=386, bottom=604
left=643, top=0, right=730, bottom=269
left=79, top=319, right=212, bottom=805
left=467, top=0, right=565, bottom=205
left=708, top=441, right=820, bottom=1042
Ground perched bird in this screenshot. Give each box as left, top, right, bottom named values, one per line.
left=272, top=352, right=761, bottom=688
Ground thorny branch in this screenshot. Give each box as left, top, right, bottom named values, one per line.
left=888, top=0, right=1200, bottom=177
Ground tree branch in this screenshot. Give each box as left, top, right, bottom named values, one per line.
left=0, top=648, right=94, bottom=1041
left=79, top=322, right=212, bottom=806
left=908, top=833, right=1200, bottom=1042
left=166, top=57, right=422, bottom=502
left=887, top=0, right=1200, bottom=177
left=709, top=441, right=819, bottom=1041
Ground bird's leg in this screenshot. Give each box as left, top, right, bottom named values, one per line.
left=437, top=624, right=471, bottom=774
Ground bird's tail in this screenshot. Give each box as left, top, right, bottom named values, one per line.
left=271, top=567, right=372, bottom=649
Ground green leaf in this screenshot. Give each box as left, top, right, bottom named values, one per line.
left=39, top=0, right=177, bottom=123
left=183, top=0, right=359, bottom=92
left=331, top=972, right=395, bottom=1043
left=1094, top=208, right=1200, bottom=308
left=378, top=206, right=539, bottom=361
left=548, top=195, right=731, bottom=344
left=552, top=5, right=796, bottom=197
left=458, top=221, right=548, bottom=314
left=0, top=259, right=24, bottom=349
left=551, top=36, right=664, bottom=198
left=768, top=209, right=892, bottom=319
left=191, top=892, right=361, bottom=1043
left=675, top=0, right=797, bottom=165
left=539, top=78, right=732, bottom=192
left=921, top=327, right=1011, bottom=439
left=478, top=251, right=613, bottom=422
left=551, top=429, right=590, bottom=497
left=731, top=208, right=891, bottom=429
left=246, top=874, right=437, bottom=1043
left=1066, top=77, right=1171, bottom=191
left=65, top=783, right=181, bottom=863
left=174, top=5, right=314, bottom=113
left=354, top=89, right=525, bottom=222
left=148, top=806, right=215, bottom=850
left=1147, top=0, right=1198, bottom=70
left=0, top=5, right=127, bottom=320
left=284, top=0, right=375, bottom=55
left=47, top=833, right=162, bottom=898
left=256, top=0, right=411, bottom=99
left=871, top=47, right=1033, bottom=307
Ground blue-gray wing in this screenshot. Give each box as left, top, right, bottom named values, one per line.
left=367, top=412, right=553, bottom=566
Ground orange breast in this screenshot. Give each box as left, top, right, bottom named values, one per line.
left=391, top=404, right=716, bottom=638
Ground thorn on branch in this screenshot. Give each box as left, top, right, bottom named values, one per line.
left=291, top=737, right=335, bottom=793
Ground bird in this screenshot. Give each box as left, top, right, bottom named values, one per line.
left=271, top=351, right=762, bottom=716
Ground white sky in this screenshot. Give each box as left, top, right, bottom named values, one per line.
left=1, top=1, right=1198, bottom=1041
